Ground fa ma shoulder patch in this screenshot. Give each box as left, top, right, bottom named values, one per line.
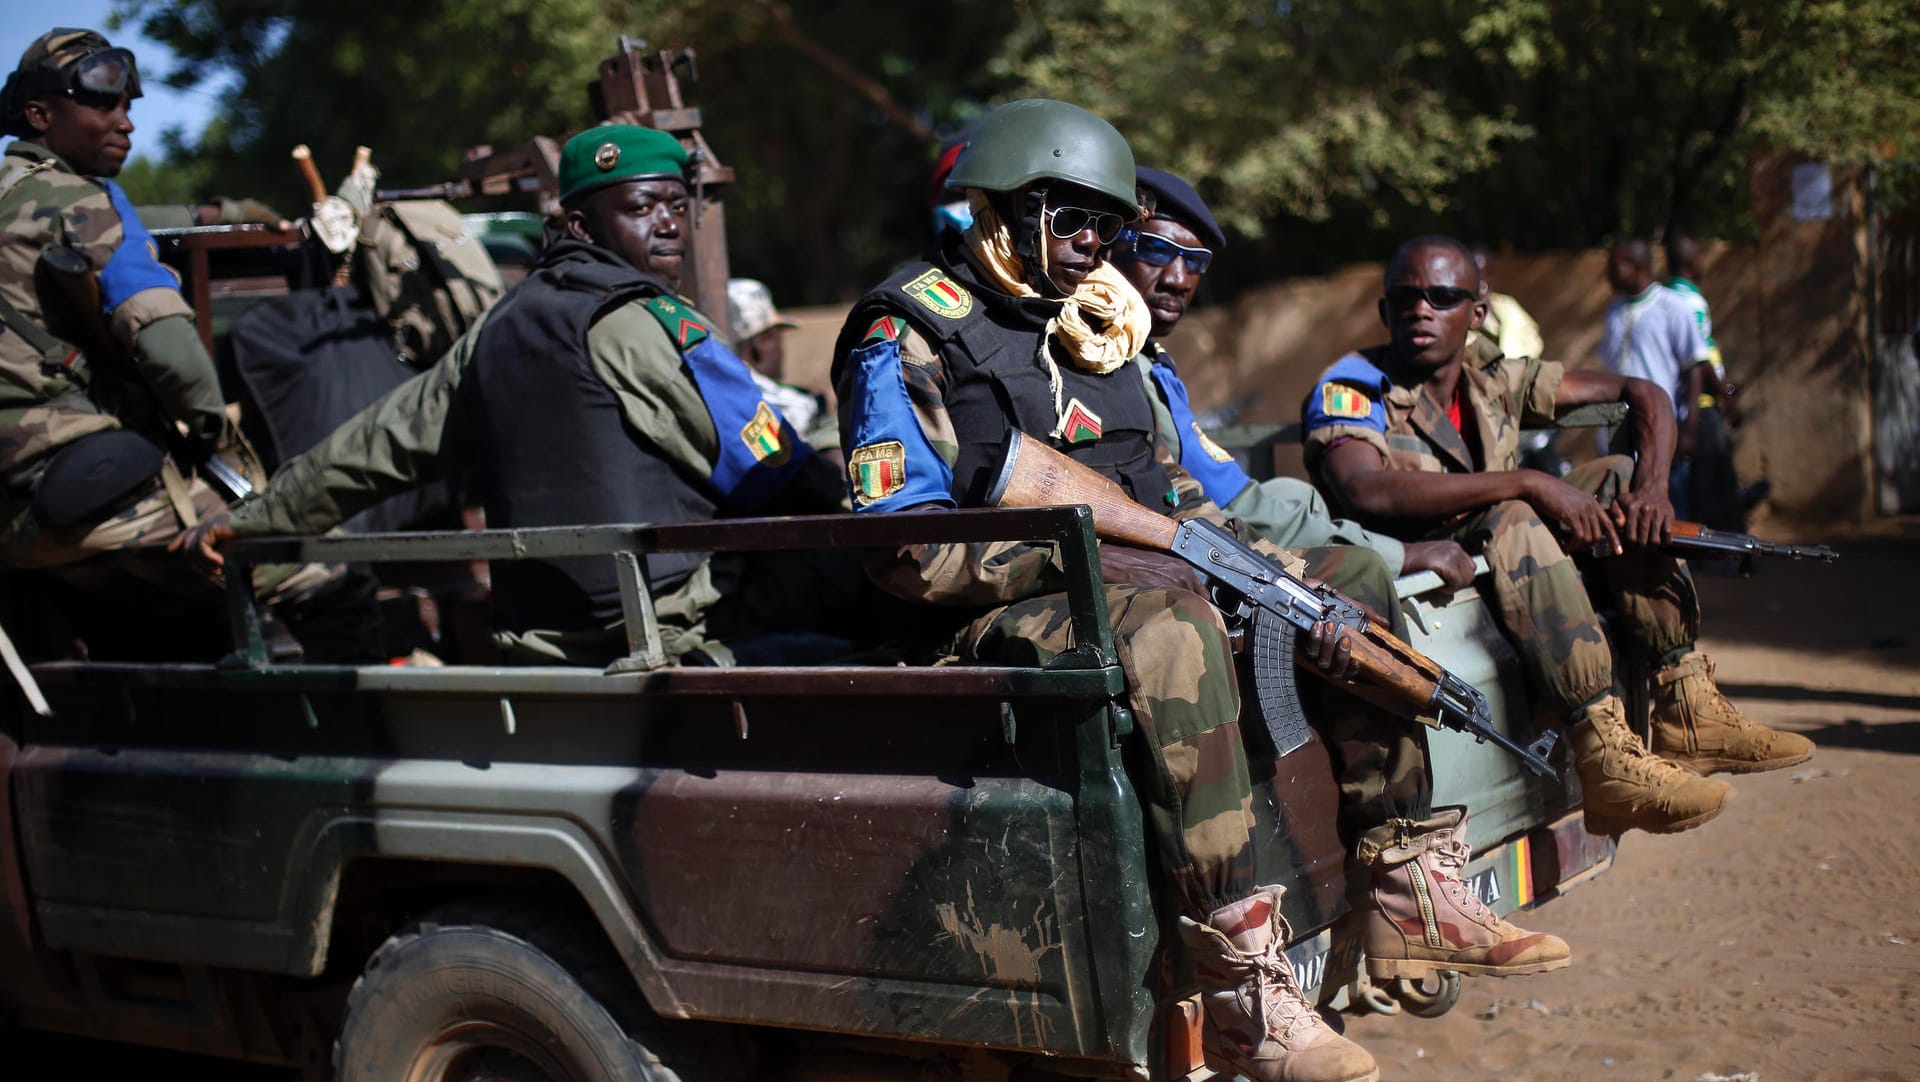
left=901, top=268, right=973, bottom=319
left=849, top=440, right=907, bottom=506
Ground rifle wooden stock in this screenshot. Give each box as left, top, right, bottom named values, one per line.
left=989, top=435, right=1181, bottom=550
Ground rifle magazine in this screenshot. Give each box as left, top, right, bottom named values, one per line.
left=1247, top=610, right=1312, bottom=758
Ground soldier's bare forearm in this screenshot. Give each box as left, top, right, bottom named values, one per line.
left=1621, top=377, right=1676, bottom=487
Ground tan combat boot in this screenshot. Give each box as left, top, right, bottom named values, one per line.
left=1570, top=694, right=1732, bottom=836
left=1650, top=650, right=1815, bottom=774
left=1179, top=889, right=1379, bottom=1082
left=1358, top=807, right=1571, bottom=980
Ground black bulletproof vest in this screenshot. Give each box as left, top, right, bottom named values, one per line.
left=839, top=252, right=1174, bottom=509
left=463, top=240, right=713, bottom=634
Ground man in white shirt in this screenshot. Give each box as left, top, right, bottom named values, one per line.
left=1598, top=239, right=1712, bottom=512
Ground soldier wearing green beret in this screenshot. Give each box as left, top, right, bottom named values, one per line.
left=0, top=27, right=344, bottom=644
left=184, top=125, right=851, bottom=664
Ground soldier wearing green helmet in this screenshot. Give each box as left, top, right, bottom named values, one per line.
left=831, top=98, right=1551, bottom=1082
left=184, top=124, right=853, bottom=664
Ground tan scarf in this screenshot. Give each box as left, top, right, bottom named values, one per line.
left=963, top=193, right=1150, bottom=376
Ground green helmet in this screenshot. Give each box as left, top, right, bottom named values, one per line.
left=945, top=99, right=1139, bottom=213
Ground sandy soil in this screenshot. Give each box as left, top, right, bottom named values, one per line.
left=1344, top=528, right=1920, bottom=1082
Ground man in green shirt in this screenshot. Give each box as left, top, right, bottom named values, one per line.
left=182, top=125, right=848, bottom=664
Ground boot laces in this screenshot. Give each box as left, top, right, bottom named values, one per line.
left=1432, top=836, right=1496, bottom=920
left=1251, top=948, right=1321, bottom=1043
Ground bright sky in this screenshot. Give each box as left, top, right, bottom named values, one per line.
left=1, top=1, right=225, bottom=150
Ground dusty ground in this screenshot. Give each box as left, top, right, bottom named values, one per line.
left=1345, top=526, right=1920, bottom=1082
left=5, top=528, right=1915, bottom=1081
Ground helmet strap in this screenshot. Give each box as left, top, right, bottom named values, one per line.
left=1014, top=185, right=1062, bottom=297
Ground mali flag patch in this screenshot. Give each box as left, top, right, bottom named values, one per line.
left=849, top=440, right=907, bottom=505
left=739, top=401, right=792, bottom=465
left=1321, top=381, right=1374, bottom=420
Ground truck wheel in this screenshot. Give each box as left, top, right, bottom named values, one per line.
left=334, top=901, right=674, bottom=1082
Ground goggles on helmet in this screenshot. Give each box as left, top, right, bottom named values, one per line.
left=69, top=47, right=141, bottom=98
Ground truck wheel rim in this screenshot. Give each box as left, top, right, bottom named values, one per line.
left=403, top=1019, right=571, bottom=1082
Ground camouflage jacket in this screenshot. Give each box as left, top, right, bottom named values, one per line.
left=1302, top=344, right=1564, bottom=482
left=0, top=140, right=208, bottom=476
left=834, top=316, right=1302, bottom=609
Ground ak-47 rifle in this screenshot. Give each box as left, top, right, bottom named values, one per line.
left=987, top=430, right=1560, bottom=778
left=1587, top=521, right=1837, bottom=573
left=36, top=245, right=254, bottom=502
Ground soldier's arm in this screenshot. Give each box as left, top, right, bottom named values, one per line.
left=67, top=180, right=228, bottom=452
left=589, top=301, right=842, bottom=514
left=1553, top=367, right=1676, bottom=545
left=837, top=319, right=1062, bottom=606
left=225, top=318, right=482, bottom=537
left=1224, top=476, right=1407, bottom=576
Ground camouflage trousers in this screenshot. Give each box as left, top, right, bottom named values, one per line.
left=1294, top=546, right=1432, bottom=841
left=2, top=472, right=335, bottom=606
left=954, top=548, right=1430, bottom=918
left=1441, top=455, right=1699, bottom=716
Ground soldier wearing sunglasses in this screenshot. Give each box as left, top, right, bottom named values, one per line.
left=0, top=28, right=357, bottom=649
left=1304, top=235, right=1812, bottom=842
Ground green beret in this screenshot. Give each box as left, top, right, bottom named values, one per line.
left=558, top=125, right=689, bottom=204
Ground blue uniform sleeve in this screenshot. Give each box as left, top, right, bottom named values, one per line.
left=678, top=332, right=815, bottom=511
left=1303, top=352, right=1391, bottom=437
left=97, top=179, right=184, bottom=311
left=841, top=334, right=954, bottom=512
left=1148, top=357, right=1253, bottom=507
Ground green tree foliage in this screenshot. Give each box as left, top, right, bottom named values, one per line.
left=105, top=0, right=1920, bottom=297
left=996, top=0, right=1525, bottom=236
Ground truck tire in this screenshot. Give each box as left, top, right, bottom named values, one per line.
left=334, top=900, right=674, bottom=1082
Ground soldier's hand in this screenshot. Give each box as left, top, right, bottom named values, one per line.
left=1402, top=540, right=1476, bottom=591
left=170, top=510, right=235, bottom=577
left=1610, top=486, right=1675, bottom=548
left=1098, top=544, right=1208, bottom=596
left=1306, top=620, right=1357, bottom=681
left=1529, top=475, right=1620, bottom=555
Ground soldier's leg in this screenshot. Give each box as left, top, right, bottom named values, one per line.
left=1296, top=548, right=1567, bottom=980
left=1563, top=456, right=1812, bottom=774
left=6, top=476, right=370, bottom=660
left=957, top=585, right=1374, bottom=1082
left=1452, top=494, right=1728, bottom=835
left=1295, top=544, right=1432, bottom=832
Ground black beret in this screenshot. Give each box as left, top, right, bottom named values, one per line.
left=1135, top=166, right=1225, bottom=251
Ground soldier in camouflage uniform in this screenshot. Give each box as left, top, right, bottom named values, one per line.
left=183, top=126, right=853, bottom=666
left=0, top=28, right=339, bottom=645
left=834, top=103, right=1566, bottom=1082
left=1306, top=235, right=1813, bottom=841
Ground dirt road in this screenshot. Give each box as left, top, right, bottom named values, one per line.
left=1346, top=530, right=1920, bottom=1081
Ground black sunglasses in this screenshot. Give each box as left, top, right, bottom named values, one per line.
left=1043, top=204, right=1128, bottom=245
left=1385, top=284, right=1478, bottom=311
left=1114, top=228, right=1213, bottom=274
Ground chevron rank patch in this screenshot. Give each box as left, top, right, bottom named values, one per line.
left=1321, top=381, right=1374, bottom=420
left=863, top=315, right=904, bottom=343
left=1193, top=422, right=1234, bottom=463
left=641, top=295, right=712, bottom=349
left=739, top=401, right=792, bottom=465
left=849, top=440, right=907, bottom=506
left=901, top=268, right=973, bottom=319
left=1056, top=397, right=1103, bottom=444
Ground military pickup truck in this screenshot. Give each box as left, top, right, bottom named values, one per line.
left=0, top=506, right=1614, bottom=1081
